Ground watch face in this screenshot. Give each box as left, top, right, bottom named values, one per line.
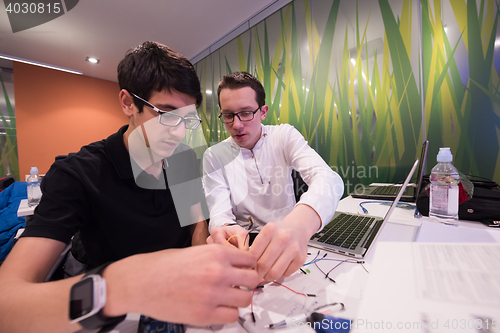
left=69, top=277, right=95, bottom=320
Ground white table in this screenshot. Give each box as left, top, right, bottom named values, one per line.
left=17, top=198, right=36, bottom=217
left=184, top=196, right=500, bottom=333
left=16, top=198, right=37, bottom=227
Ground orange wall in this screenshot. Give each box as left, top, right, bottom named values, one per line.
left=14, top=62, right=129, bottom=178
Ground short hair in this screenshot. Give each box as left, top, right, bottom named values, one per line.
left=117, top=41, right=202, bottom=112
left=217, top=72, right=265, bottom=108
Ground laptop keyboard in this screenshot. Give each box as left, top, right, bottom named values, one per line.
left=310, top=213, right=375, bottom=250
left=372, top=185, right=414, bottom=196
left=372, top=186, right=401, bottom=195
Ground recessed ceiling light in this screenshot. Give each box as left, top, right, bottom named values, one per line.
left=86, top=57, right=100, bottom=64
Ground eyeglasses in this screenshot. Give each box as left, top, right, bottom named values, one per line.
left=218, top=107, right=260, bottom=124
left=131, top=93, right=202, bottom=130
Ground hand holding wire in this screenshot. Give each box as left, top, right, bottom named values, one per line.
left=207, top=224, right=249, bottom=250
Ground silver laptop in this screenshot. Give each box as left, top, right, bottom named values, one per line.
left=350, top=141, right=428, bottom=202
left=309, top=160, right=419, bottom=258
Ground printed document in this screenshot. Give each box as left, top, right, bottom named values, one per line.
left=352, top=242, right=500, bottom=333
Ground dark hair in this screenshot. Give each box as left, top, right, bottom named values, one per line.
left=217, top=72, right=265, bottom=108
left=117, top=41, right=202, bottom=112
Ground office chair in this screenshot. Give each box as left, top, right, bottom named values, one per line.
left=45, top=233, right=88, bottom=281
left=291, top=169, right=308, bottom=202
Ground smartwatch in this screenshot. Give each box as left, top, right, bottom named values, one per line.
left=69, top=262, right=126, bottom=332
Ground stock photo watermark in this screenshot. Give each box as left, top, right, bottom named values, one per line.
left=330, top=162, right=379, bottom=195
left=3, top=0, right=79, bottom=33
left=289, top=317, right=498, bottom=331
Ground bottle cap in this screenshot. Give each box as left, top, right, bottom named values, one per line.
left=30, top=167, right=39, bottom=175
left=436, top=147, right=453, bottom=162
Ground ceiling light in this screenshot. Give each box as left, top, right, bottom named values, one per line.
left=86, top=57, right=100, bottom=64
left=206, top=90, right=212, bottom=95
left=0, top=53, right=82, bottom=75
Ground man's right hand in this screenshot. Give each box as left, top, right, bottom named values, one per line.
left=207, top=225, right=250, bottom=250
left=0, top=238, right=259, bottom=333
left=103, top=244, right=260, bottom=326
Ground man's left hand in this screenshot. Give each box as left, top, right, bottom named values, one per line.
left=249, top=204, right=321, bottom=281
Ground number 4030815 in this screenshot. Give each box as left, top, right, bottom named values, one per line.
left=5, top=2, right=61, bottom=14
left=444, top=319, right=497, bottom=330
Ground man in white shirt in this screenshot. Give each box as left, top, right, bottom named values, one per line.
left=203, top=72, right=344, bottom=281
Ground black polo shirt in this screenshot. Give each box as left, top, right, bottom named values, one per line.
left=22, top=126, right=204, bottom=267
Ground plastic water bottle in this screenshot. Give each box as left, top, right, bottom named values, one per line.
left=429, top=148, right=460, bottom=225
left=27, top=167, right=42, bottom=207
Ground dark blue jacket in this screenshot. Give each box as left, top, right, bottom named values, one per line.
left=0, top=182, right=26, bottom=260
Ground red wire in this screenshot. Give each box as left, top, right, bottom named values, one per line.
left=271, top=281, right=307, bottom=296
left=250, top=280, right=306, bottom=319
left=251, top=281, right=266, bottom=316
left=251, top=285, right=258, bottom=314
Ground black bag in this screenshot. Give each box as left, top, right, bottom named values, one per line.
left=416, top=175, right=500, bottom=222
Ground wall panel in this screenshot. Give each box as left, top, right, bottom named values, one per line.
left=14, top=62, right=127, bottom=178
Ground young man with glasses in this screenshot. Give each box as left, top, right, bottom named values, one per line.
left=0, top=42, right=259, bottom=332
left=203, top=72, right=344, bottom=282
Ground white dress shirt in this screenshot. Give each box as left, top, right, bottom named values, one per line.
left=203, top=124, right=344, bottom=233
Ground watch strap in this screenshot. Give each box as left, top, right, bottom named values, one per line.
left=80, top=262, right=126, bottom=333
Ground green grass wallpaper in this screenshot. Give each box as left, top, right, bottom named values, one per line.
left=0, top=71, right=19, bottom=181
left=195, top=0, right=500, bottom=189
left=422, top=0, right=500, bottom=183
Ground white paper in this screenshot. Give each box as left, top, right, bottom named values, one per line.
left=416, top=220, right=497, bottom=243
left=352, top=242, right=500, bottom=333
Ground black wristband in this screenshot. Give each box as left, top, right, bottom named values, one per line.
left=80, top=262, right=126, bottom=333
